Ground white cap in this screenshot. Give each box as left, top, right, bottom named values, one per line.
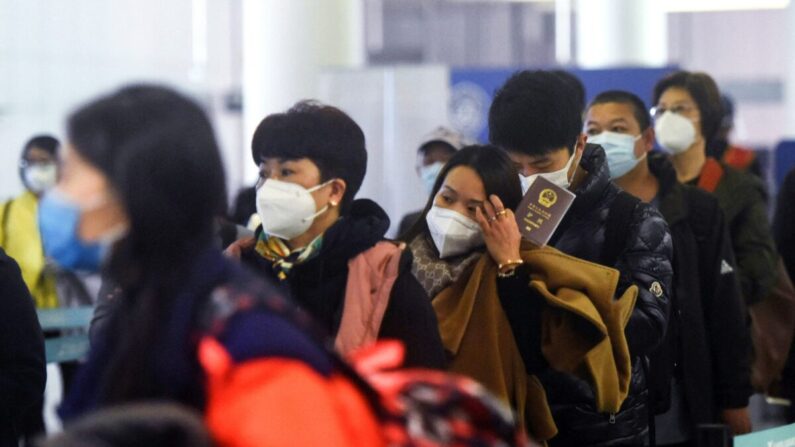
left=418, top=126, right=472, bottom=153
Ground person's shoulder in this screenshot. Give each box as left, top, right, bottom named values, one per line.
left=204, top=259, right=335, bottom=374
left=200, top=259, right=291, bottom=329
left=0, top=248, right=33, bottom=304
left=215, top=259, right=288, bottom=307
left=0, top=247, right=22, bottom=275
left=680, top=182, right=721, bottom=210
left=627, top=198, right=672, bottom=255
left=783, top=168, right=795, bottom=192
left=718, top=162, right=768, bottom=198
left=399, top=210, right=422, bottom=226
left=632, top=199, right=668, bottom=229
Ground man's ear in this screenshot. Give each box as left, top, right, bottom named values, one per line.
left=641, top=127, right=655, bottom=153
left=567, top=133, right=588, bottom=183
left=575, top=133, right=587, bottom=155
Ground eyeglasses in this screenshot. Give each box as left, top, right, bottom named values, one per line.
left=19, top=159, right=57, bottom=169
left=650, top=103, right=696, bottom=120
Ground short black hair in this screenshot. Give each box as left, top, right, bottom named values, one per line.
left=488, top=70, right=583, bottom=156
left=551, top=70, right=586, bottom=110
left=401, top=144, right=522, bottom=241
left=251, top=100, right=367, bottom=214
left=589, top=90, right=651, bottom=131
left=720, top=94, right=735, bottom=129
left=652, top=71, right=723, bottom=145
left=22, top=134, right=59, bottom=159
left=418, top=141, right=457, bottom=157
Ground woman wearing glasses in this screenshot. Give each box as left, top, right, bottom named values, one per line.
left=652, top=71, right=778, bottom=310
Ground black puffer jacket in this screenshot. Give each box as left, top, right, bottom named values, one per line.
left=542, top=144, right=674, bottom=447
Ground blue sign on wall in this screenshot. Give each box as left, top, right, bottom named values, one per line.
left=734, top=422, right=795, bottom=447
left=449, top=66, right=678, bottom=143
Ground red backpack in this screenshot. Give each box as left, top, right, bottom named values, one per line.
left=199, top=338, right=532, bottom=447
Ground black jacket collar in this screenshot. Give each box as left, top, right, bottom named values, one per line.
left=306, top=198, right=390, bottom=272
left=648, top=152, right=688, bottom=226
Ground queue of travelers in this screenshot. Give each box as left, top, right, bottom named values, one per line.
left=1, top=67, right=794, bottom=447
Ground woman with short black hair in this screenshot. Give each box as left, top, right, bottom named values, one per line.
left=231, top=100, right=446, bottom=369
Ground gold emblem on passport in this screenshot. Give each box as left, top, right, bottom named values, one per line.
left=539, top=189, right=558, bottom=208
left=515, top=176, right=576, bottom=247
left=650, top=281, right=663, bottom=298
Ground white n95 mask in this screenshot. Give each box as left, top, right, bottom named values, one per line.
left=518, top=150, right=577, bottom=195
left=256, top=179, right=333, bottom=240
left=425, top=205, right=483, bottom=258
left=654, top=111, right=697, bottom=154
left=24, top=162, right=58, bottom=194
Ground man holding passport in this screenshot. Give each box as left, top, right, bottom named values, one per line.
left=488, top=70, right=674, bottom=447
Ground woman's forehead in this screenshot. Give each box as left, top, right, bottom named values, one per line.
left=443, top=166, right=486, bottom=200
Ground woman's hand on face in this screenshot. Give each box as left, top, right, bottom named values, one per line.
left=474, top=194, right=522, bottom=266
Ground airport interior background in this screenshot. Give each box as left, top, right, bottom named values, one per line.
left=3, top=0, right=795, bottom=443
left=3, top=0, right=794, bottom=237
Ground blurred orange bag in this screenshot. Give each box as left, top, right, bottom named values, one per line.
left=199, top=337, right=386, bottom=447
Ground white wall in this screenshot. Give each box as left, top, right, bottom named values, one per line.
left=668, top=9, right=788, bottom=147
left=317, top=65, right=450, bottom=238
left=0, top=0, right=244, bottom=202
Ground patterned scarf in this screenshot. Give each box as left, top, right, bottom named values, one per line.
left=255, top=231, right=324, bottom=281
left=409, top=233, right=482, bottom=299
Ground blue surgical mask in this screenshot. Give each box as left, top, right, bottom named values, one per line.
left=419, top=162, right=444, bottom=195
left=38, top=190, right=112, bottom=272
left=589, top=131, right=644, bottom=179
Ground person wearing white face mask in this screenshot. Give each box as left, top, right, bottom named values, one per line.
left=0, top=135, right=62, bottom=310
left=587, top=90, right=753, bottom=443
left=225, top=101, right=445, bottom=369
left=653, top=72, right=789, bottom=438
left=489, top=70, right=674, bottom=446
left=402, top=145, right=640, bottom=443
left=397, top=127, right=467, bottom=237
left=652, top=71, right=778, bottom=311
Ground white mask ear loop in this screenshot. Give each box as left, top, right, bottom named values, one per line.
left=300, top=179, right=336, bottom=223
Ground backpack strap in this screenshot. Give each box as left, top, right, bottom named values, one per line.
left=601, top=191, right=641, bottom=267
left=696, top=157, right=725, bottom=194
